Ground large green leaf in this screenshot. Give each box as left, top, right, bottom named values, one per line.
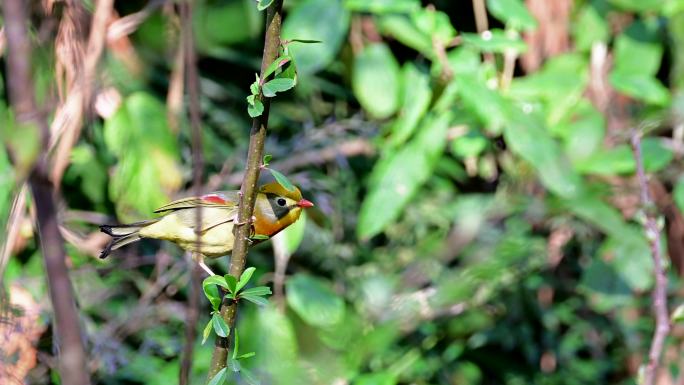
left=572, top=2, right=610, bottom=51
left=358, top=112, right=451, bottom=239
left=344, top=0, right=419, bottom=14
left=286, top=274, right=345, bottom=327
left=378, top=15, right=433, bottom=57
left=104, top=92, right=181, bottom=220
left=486, top=0, right=537, bottom=31
left=456, top=76, right=508, bottom=135
left=387, top=63, right=432, bottom=146
left=352, top=43, right=401, bottom=119
left=194, top=0, right=261, bottom=51
left=503, top=107, right=584, bottom=198
left=609, top=72, right=670, bottom=106
left=282, top=0, right=350, bottom=75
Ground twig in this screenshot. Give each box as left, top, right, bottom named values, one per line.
left=226, top=138, right=374, bottom=185
left=207, top=1, right=285, bottom=380
left=3, top=1, right=91, bottom=383
left=179, top=1, right=203, bottom=384
left=631, top=130, right=670, bottom=385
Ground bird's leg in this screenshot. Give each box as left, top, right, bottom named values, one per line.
left=192, top=252, right=216, bottom=276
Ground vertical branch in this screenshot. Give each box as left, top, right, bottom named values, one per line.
left=2, top=1, right=91, bottom=384
left=179, top=1, right=203, bottom=384
left=207, top=0, right=285, bottom=380
left=631, top=131, right=671, bottom=385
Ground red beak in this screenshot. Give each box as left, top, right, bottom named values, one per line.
left=297, top=199, right=314, bottom=208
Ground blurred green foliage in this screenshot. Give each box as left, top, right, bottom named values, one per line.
left=3, top=0, right=684, bottom=384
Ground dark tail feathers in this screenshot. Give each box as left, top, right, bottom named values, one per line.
left=99, top=220, right=157, bottom=259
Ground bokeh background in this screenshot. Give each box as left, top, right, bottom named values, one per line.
left=2, top=0, right=684, bottom=384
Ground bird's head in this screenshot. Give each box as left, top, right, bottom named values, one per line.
left=253, top=182, right=314, bottom=237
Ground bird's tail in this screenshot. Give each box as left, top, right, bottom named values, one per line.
left=99, top=219, right=158, bottom=259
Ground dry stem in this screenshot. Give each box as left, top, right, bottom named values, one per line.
left=631, top=131, right=670, bottom=385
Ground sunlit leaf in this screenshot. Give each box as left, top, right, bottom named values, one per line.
left=486, top=0, right=537, bottom=30
left=461, top=30, right=527, bottom=53
left=248, top=99, right=264, bottom=117
left=262, top=78, right=296, bottom=97
left=352, top=43, right=400, bottom=119
left=358, top=112, right=451, bottom=239
left=202, top=319, right=213, bottom=345
left=268, top=168, right=296, bottom=191
left=286, top=274, right=345, bottom=327
left=207, top=367, right=228, bottom=385
left=282, top=0, right=350, bottom=74
left=237, top=267, right=256, bottom=293
left=212, top=313, right=230, bottom=337
left=256, top=0, right=274, bottom=11
left=388, top=63, right=432, bottom=146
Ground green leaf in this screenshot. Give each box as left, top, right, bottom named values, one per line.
left=285, top=39, right=323, bottom=44
left=609, top=20, right=666, bottom=106
left=286, top=274, right=345, bottom=327
left=503, top=107, right=584, bottom=198
left=353, top=372, right=397, bottom=385
left=358, top=112, right=451, bottom=239
left=262, top=78, right=296, bottom=97
left=268, top=168, right=296, bottom=191
left=204, top=275, right=230, bottom=290
left=411, top=8, right=456, bottom=43
left=344, top=0, right=419, bottom=14
left=225, top=274, right=238, bottom=294
left=388, top=63, right=432, bottom=146
left=609, top=0, right=663, bottom=12
left=238, top=352, right=256, bottom=360
left=262, top=154, right=272, bottom=165
left=451, top=132, right=488, bottom=158
left=248, top=99, right=264, bottom=117
left=256, top=0, right=274, bottom=11
left=262, top=55, right=292, bottom=80
left=675, top=176, right=684, bottom=214
left=237, top=267, right=256, bottom=293
left=104, top=92, right=182, bottom=221
left=461, top=30, right=527, bottom=53
left=378, top=15, right=433, bottom=56
left=212, top=313, right=230, bottom=338
left=202, top=319, right=213, bottom=345
left=575, top=138, right=674, bottom=175
left=250, top=234, right=270, bottom=240
left=282, top=0, right=350, bottom=74
left=672, top=303, right=684, bottom=323
left=573, top=3, right=609, bottom=51
left=207, top=367, right=228, bottom=385
left=241, top=286, right=272, bottom=297
left=352, top=43, right=400, bottom=119
left=456, top=76, right=508, bottom=135
left=228, top=358, right=241, bottom=372
left=250, top=80, right=260, bottom=95
left=203, top=282, right=222, bottom=311
left=241, top=293, right=270, bottom=306
left=232, top=329, right=240, bottom=360
left=609, top=72, right=670, bottom=106
left=486, top=0, right=537, bottom=30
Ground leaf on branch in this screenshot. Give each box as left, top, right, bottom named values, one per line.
left=212, top=313, right=230, bottom=337
left=268, top=168, right=296, bottom=191
left=262, top=154, right=273, bottom=166
left=207, top=368, right=228, bottom=385
left=262, top=78, right=296, bottom=97
left=241, top=286, right=272, bottom=297
left=241, top=294, right=270, bottom=306
left=248, top=99, right=264, bottom=117
left=225, top=274, right=238, bottom=295
left=284, top=38, right=323, bottom=45
left=203, top=283, right=222, bottom=311
left=202, top=319, right=213, bottom=345
left=250, top=234, right=270, bottom=241
left=257, top=0, right=274, bottom=11
left=237, top=267, right=256, bottom=292
left=263, top=55, right=292, bottom=80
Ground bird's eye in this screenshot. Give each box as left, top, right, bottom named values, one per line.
left=276, top=198, right=287, bottom=207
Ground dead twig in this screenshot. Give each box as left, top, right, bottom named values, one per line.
left=631, top=130, right=670, bottom=385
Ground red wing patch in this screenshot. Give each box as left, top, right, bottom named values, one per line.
left=202, top=193, right=228, bottom=204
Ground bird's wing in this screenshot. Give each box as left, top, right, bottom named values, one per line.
left=154, top=191, right=239, bottom=213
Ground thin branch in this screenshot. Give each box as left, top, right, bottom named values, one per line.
left=207, top=1, right=285, bottom=380
left=631, top=130, right=670, bottom=385
left=179, top=1, right=203, bottom=383
left=3, top=1, right=91, bottom=383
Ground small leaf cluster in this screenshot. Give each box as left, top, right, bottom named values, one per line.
left=246, top=54, right=296, bottom=117
left=201, top=267, right=272, bottom=345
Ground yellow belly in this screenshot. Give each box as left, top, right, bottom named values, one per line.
left=139, top=208, right=236, bottom=257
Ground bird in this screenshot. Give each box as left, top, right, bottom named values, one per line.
left=99, top=182, right=314, bottom=275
